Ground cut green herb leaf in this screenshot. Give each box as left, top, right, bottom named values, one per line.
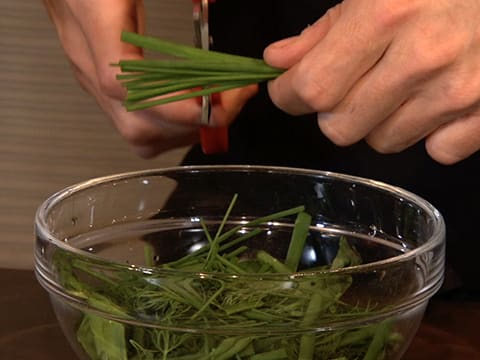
left=54, top=195, right=400, bottom=360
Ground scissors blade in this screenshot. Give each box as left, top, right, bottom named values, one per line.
left=193, top=0, right=210, bottom=125
left=193, top=0, right=229, bottom=154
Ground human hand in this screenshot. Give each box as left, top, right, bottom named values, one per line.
left=42, top=0, right=256, bottom=157
left=264, top=0, right=480, bottom=164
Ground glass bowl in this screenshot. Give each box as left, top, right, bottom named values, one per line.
left=34, top=165, right=445, bottom=360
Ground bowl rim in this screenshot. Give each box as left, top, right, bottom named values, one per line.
left=34, top=164, right=446, bottom=277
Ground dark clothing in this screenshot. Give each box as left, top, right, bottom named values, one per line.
left=182, top=1, right=480, bottom=296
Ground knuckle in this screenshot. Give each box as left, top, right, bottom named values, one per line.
left=117, top=120, right=152, bottom=147
left=318, top=118, right=357, bottom=147
left=323, top=5, right=343, bottom=26
left=373, top=0, right=418, bottom=31
left=132, top=145, right=160, bottom=159
left=366, top=135, right=402, bottom=154
left=441, top=77, right=480, bottom=112
left=425, top=120, right=480, bottom=165
left=445, top=91, right=477, bottom=114
left=97, top=67, right=124, bottom=99
left=406, top=32, right=463, bottom=78
left=74, top=73, right=91, bottom=94
left=292, top=65, right=339, bottom=111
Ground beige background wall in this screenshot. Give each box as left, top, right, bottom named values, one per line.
left=0, top=1, right=192, bottom=269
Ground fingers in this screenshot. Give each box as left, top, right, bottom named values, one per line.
left=315, top=53, right=412, bottom=147
left=263, top=5, right=341, bottom=69
left=363, top=59, right=480, bottom=164
left=114, top=105, right=201, bottom=157
left=84, top=78, right=201, bottom=157
left=364, top=21, right=480, bottom=157
left=316, top=15, right=464, bottom=147
left=46, top=4, right=101, bottom=96
left=65, top=0, right=144, bottom=99
left=426, top=112, right=480, bottom=165
left=267, top=2, right=393, bottom=116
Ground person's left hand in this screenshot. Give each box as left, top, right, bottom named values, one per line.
left=41, top=0, right=257, bottom=158
left=264, top=0, right=480, bottom=164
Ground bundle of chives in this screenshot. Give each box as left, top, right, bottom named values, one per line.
left=115, top=31, right=284, bottom=111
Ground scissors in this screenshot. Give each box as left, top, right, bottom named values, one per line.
left=192, top=0, right=229, bottom=154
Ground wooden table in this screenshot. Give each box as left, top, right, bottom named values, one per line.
left=1, top=269, right=479, bottom=359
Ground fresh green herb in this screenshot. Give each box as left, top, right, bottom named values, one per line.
left=54, top=195, right=401, bottom=360
left=114, top=31, right=284, bottom=111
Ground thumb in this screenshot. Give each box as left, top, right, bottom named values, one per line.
left=263, top=5, right=341, bottom=69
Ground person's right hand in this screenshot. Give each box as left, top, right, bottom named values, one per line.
left=42, top=0, right=256, bottom=157
left=264, top=0, right=480, bottom=165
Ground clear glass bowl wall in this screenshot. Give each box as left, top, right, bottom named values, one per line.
left=34, top=166, right=445, bottom=360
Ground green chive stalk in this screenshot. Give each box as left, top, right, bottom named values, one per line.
left=114, top=31, right=284, bottom=110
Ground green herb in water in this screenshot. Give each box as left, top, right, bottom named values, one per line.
left=114, top=31, right=284, bottom=111
left=54, top=195, right=402, bottom=360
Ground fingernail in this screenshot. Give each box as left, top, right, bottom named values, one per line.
left=317, top=112, right=334, bottom=122
left=268, top=36, right=297, bottom=50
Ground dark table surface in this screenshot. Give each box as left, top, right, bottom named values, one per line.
left=1, top=268, right=479, bottom=360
